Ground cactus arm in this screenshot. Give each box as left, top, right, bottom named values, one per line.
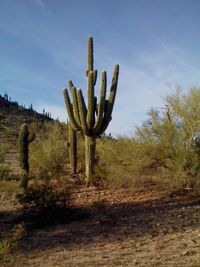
left=96, top=65, right=119, bottom=136
left=93, top=70, right=107, bottom=134
left=63, top=88, right=80, bottom=130
left=107, top=64, right=119, bottom=116
left=93, top=70, right=97, bottom=85
left=96, top=100, right=111, bottom=136
left=70, top=87, right=81, bottom=126
left=87, top=71, right=95, bottom=129
left=86, top=36, right=93, bottom=76
left=88, top=36, right=93, bottom=71
left=77, top=89, right=90, bottom=136
left=69, top=81, right=81, bottom=126
left=68, top=80, right=74, bottom=88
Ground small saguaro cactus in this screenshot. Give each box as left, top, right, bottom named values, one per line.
left=68, top=122, right=77, bottom=174
left=63, top=36, right=119, bottom=184
left=18, top=123, right=35, bottom=190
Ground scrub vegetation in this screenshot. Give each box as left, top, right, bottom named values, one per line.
left=0, top=38, right=200, bottom=266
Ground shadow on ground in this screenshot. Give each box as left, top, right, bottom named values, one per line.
left=9, top=195, right=199, bottom=253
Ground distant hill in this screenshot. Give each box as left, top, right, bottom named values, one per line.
left=0, top=93, right=53, bottom=129
left=0, top=93, right=54, bottom=176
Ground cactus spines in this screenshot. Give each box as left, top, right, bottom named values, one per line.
left=63, top=37, right=119, bottom=184
left=19, top=123, right=35, bottom=190
left=68, top=123, right=77, bottom=174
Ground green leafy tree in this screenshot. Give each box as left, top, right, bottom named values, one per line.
left=134, top=87, right=200, bottom=188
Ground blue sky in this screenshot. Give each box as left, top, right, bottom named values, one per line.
left=0, top=0, right=200, bottom=135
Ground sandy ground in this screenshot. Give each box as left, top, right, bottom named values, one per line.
left=0, top=185, right=200, bottom=267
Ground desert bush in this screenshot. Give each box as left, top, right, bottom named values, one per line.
left=96, top=136, right=142, bottom=188
left=2, top=127, right=18, bottom=144
left=16, top=183, right=91, bottom=230
left=95, top=87, right=200, bottom=191
left=133, top=87, right=200, bottom=190
left=0, top=143, right=10, bottom=163
left=0, top=164, right=11, bottom=180
left=17, top=182, right=71, bottom=209
left=0, top=180, right=19, bottom=195
left=16, top=182, right=75, bottom=229
left=0, top=223, right=25, bottom=262
left=20, top=88, right=200, bottom=192
left=29, top=122, right=68, bottom=182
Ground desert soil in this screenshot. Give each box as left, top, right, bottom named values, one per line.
left=0, top=185, right=200, bottom=267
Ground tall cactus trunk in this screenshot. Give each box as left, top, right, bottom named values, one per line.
left=68, top=123, right=77, bottom=174
left=18, top=124, right=35, bottom=191
left=63, top=37, right=119, bottom=185
left=85, top=136, right=96, bottom=185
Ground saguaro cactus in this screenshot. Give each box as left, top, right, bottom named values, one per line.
left=63, top=37, right=119, bottom=184
left=18, top=124, right=35, bottom=190
left=68, top=122, right=77, bottom=174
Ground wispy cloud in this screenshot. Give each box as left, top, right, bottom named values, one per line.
left=32, top=0, right=52, bottom=15
left=159, top=41, right=200, bottom=75
left=1, top=0, right=200, bottom=136
left=106, top=39, right=200, bottom=135
left=33, top=0, right=45, bottom=9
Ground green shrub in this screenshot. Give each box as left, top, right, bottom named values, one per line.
left=21, top=88, right=200, bottom=192
left=95, top=87, right=200, bottom=191
left=29, top=122, right=68, bottom=182
left=0, top=223, right=25, bottom=262
left=0, top=143, right=10, bottom=163
left=17, top=183, right=71, bottom=209
left=96, top=137, right=142, bottom=188
left=0, top=165, right=11, bottom=180
left=2, top=127, right=18, bottom=144
left=0, top=180, right=19, bottom=195
left=133, top=87, right=200, bottom=190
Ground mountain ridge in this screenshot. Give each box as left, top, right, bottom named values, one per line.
left=0, top=93, right=54, bottom=177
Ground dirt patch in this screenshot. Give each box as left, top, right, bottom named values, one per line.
left=1, top=186, right=200, bottom=266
